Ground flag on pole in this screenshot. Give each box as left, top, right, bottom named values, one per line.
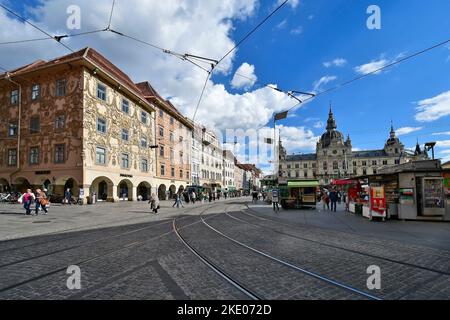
left=274, top=111, right=288, bottom=121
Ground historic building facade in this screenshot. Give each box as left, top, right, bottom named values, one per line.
left=136, top=82, right=192, bottom=200
left=279, top=107, right=419, bottom=185
left=0, top=48, right=157, bottom=202
left=222, top=150, right=236, bottom=193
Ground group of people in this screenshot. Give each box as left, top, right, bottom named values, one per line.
left=20, top=189, right=49, bottom=216
left=319, top=188, right=345, bottom=212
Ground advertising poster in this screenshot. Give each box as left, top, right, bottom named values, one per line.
left=371, top=186, right=386, bottom=214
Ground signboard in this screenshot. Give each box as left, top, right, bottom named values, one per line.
left=399, top=188, right=414, bottom=205
left=79, top=188, right=85, bottom=199
left=370, top=186, right=386, bottom=214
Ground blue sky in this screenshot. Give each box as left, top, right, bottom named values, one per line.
left=1, top=0, right=450, bottom=166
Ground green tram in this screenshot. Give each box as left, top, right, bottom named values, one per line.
left=279, top=180, right=320, bottom=210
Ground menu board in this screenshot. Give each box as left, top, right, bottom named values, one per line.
left=423, top=178, right=444, bottom=208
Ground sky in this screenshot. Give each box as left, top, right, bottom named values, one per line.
left=1, top=0, right=450, bottom=174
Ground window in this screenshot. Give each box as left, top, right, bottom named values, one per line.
left=363, top=169, right=367, bottom=175
left=55, top=115, right=66, bottom=129
left=312, top=163, right=316, bottom=168
left=180, top=170, right=183, bottom=178
left=287, top=164, right=291, bottom=169
left=323, top=162, right=328, bottom=170
left=372, top=160, right=377, bottom=166
left=171, top=167, right=175, bottom=177
left=159, top=126, right=164, bottom=137
left=32, top=84, right=40, bottom=100
left=121, top=153, right=129, bottom=168
left=96, top=147, right=106, bottom=165
left=304, top=163, right=308, bottom=169
left=170, top=117, right=174, bottom=125
left=353, top=161, right=357, bottom=167
left=141, top=135, right=148, bottom=148
left=179, top=136, right=183, bottom=143
left=333, top=161, right=339, bottom=170
left=8, top=149, right=17, bottom=166
left=160, top=164, right=165, bottom=176
left=383, top=160, right=388, bottom=165
left=54, top=144, right=65, bottom=163
left=170, top=149, right=174, bottom=162
left=159, top=109, right=164, bottom=118
left=141, top=111, right=148, bottom=124
left=395, top=148, right=399, bottom=154
left=30, top=116, right=40, bottom=134
left=97, top=118, right=107, bottom=133
left=97, top=83, right=107, bottom=101
left=122, top=99, right=129, bottom=114
left=141, top=159, right=148, bottom=172
left=160, top=146, right=165, bottom=157
left=121, top=129, right=129, bottom=142
left=29, top=147, right=39, bottom=165
left=8, top=123, right=17, bottom=137
left=362, top=161, right=367, bottom=167
left=10, top=90, right=19, bottom=105
left=56, top=79, right=66, bottom=97
left=170, top=132, right=174, bottom=142
left=295, top=164, right=300, bottom=169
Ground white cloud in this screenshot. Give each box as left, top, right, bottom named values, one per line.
left=277, top=0, right=300, bottom=9
left=415, top=90, right=450, bottom=122
left=277, top=125, right=320, bottom=152
left=433, top=132, right=450, bottom=136
left=354, top=58, right=389, bottom=75
left=323, top=58, right=347, bottom=68
left=313, top=75, right=337, bottom=92
left=0, top=0, right=306, bottom=132
left=275, top=19, right=287, bottom=29
left=396, top=127, right=423, bottom=136
left=436, top=140, right=450, bottom=148
left=290, top=26, right=303, bottom=35
left=439, top=150, right=450, bottom=154
left=231, top=62, right=257, bottom=90
left=313, top=121, right=324, bottom=129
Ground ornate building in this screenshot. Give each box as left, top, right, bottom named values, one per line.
left=279, top=106, right=422, bottom=185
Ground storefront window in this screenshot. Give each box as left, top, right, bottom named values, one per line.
left=423, top=179, right=444, bottom=208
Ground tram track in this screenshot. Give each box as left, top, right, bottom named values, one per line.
left=0, top=203, right=223, bottom=295
left=225, top=210, right=450, bottom=277
left=173, top=204, right=382, bottom=300
left=245, top=205, right=450, bottom=260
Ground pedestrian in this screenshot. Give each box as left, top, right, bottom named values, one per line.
left=35, top=189, right=49, bottom=215
left=191, top=191, right=196, bottom=204
left=172, top=193, right=184, bottom=208
left=149, top=193, right=160, bottom=214
left=329, top=189, right=338, bottom=212
left=21, top=189, right=35, bottom=216
left=272, top=190, right=280, bottom=213
left=64, top=188, right=72, bottom=205
left=321, top=192, right=330, bottom=211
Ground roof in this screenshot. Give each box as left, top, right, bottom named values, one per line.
left=136, top=81, right=193, bottom=129
left=352, top=149, right=388, bottom=158
left=1, top=47, right=153, bottom=110
left=288, top=180, right=320, bottom=188
left=286, top=154, right=317, bottom=161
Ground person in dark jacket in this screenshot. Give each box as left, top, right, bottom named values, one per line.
left=329, top=189, right=338, bottom=212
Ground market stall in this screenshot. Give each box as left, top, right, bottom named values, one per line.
left=280, top=180, right=319, bottom=210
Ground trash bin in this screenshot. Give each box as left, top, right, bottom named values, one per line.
left=355, top=203, right=363, bottom=215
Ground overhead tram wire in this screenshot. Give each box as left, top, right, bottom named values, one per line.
left=258, top=37, right=450, bottom=130
left=0, top=3, right=74, bottom=53
left=107, top=0, right=117, bottom=30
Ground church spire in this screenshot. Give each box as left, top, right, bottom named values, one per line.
left=390, top=121, right=396, bottom=138
left=326, top=102, right=337, bottom=131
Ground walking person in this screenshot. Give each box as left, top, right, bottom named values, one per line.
left=64, top=188, right=72, bottom=205
left=172, top=193, right=184, bottom=208
left=149, top=193, right=160, bottom=214
left=321, top=192, right=330, bottom=211
left=329, top=189, right=338, bottom=212
left=35, top=189, right=48, bottom=215
left=21, top=189, right=35, bottom=216
left=272, top=189, right=280, bottom=213
left=191, top=191, right=196, bottom=204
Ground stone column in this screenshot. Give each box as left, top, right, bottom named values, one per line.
left=112, top=184, right=119, bottom=203
left=82, top=185, right=90, bottom=205
left=132, top=185, right=138, bottom=202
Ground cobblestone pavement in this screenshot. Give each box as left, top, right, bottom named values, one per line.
left=0, top=199, right=448, bottom=300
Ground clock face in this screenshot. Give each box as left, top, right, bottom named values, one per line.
left=333, top=150, right=338, bottom=155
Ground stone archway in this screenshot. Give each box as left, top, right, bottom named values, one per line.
left=118, top=179, right=133, bottom=201
left=13, top=177, right=32, bottom=193
left=158, top=184, right=167, bottom=201
left=0, top=178, right=10, bottom=193
left=169, top=185, right=177, bottom=199
left=90, top=177, right=114, bottom=202
left=137, top=181, right=151, bottom=201
left=64, top=178, right=80, bottom=197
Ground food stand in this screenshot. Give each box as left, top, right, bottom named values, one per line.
left=280, top=180, right=319, bottom=210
